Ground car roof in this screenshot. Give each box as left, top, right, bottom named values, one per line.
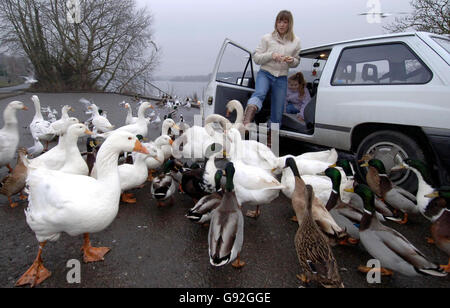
left=300, top=31, right=444, bottom=54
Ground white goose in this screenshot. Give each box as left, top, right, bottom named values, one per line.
left=0, top=101, right=28, bottom=172
left=58, top=123, right=93, bottom=176
left=89, top=104, right=115, bottom=133
left=160, top=118, right=180, bottom=160
left=29, top=95, right=55, bottom=150
left=143, top=135, right=172, bottom=180
left=49, top=105, right=75, bottom=134
left=226, top=128, right=285, bottom=173
left=16, top=131, right=149, bottom=287
left=119, top=144, right=158, bottom=204
left=124, top=103, right=137, bottom=125
left=173, top=114, right=230, bottom=162
left=116, top=101, right=154, bottom=137
left=29, top=117, right=80, bottom=171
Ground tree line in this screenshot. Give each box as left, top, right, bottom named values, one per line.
left=0, top=0, right=159, bottom=93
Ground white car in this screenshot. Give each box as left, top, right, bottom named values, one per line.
left=203, top=32, right=450, bottom=190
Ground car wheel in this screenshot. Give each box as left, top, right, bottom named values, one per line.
left=355, top=130, right=425, bottom=193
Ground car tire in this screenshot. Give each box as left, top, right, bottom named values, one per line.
left=355, top=130, right=426, bottom=193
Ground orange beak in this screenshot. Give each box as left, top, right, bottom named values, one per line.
left=148, top=104, right=154, bottom=109
left=169, top=139, right=174, bottom=145
left=85, top=129, right=93, bottom=135
left=22, top=106, right=28, bottom=110
left=133, top=140, right=149, bottom=154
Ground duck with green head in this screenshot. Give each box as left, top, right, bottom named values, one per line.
left=361, top=158, right=418, bottom=224
left=151, top=159, right=178, bottom=207
left=323, top=167, right=362, bottom=245
left=352, top=183, right=447, bottom=277
left=186, top=170, right=224, bottom=225
left=424, top=187, right=450, bottom=272
left=335, top=159, right=402, bottom=223
left=208, top=162, right=245, bottom=268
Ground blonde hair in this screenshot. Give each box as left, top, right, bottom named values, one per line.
left=289, top=72, right=306, bottom=98
left=273, top=10, right=295, bottom=42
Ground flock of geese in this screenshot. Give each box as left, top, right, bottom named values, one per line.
left=0, top=96, right=448, bottom=288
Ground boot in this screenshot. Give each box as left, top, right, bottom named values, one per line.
left=243, top=104, right=258, bottom=126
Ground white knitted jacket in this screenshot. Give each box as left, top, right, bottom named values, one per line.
left=253, top=32, right=301, bottom=77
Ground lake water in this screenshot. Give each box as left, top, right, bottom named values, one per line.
left=147, top=80, right=208, bottom=100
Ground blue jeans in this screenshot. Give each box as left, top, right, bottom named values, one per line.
left=247, top=70, right=287, bottom=125
left=286, top=103, right=300, bottom=114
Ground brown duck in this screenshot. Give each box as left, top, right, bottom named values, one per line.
left=0, top=148, right=28, bottom=208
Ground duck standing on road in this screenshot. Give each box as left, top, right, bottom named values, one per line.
left=16, top=132, right=149, bottom=287
left=208, top=162, right=245, bottom=268
left=0, top=100, right=28, bottom=173
left=424, top=187, right=450, bottom=273
left=351, top=183, right=447, bottom=278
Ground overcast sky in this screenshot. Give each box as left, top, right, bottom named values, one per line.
left=136, top=0, right=413, bottom=77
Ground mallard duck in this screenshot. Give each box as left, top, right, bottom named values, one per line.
left=285, top=158, right=346, bottom=245
left=186, top=170, right=224, bottom=225
left=361, top=159, right=418, bottom=223
left=119, top=144, right=158, bottom=204
left=151, top=160, right=178, bottom=207
left=0, top=148, right=28, bottom=208
left=293, top=183, right=344, bottom=288
left=0, top=101, right=28, bottom=173
left=16, top=131, right=149, bottom=287
left=208, top=162, right=245, bottom=268
left=334, top=159, right=402, bottom=223
left=352, top=183, right=447, bottom=277
left=424, top=187, right=450, bottom=272
left=29, top=96, right=54, bottom=150
left=323, top=167, right=362, bottom=245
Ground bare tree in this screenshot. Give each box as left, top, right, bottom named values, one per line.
left=0, top=0, right=160, bottom=92
left=384, top=0, right=449, bottom=35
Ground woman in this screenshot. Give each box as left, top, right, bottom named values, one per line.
left=243, top=10, right=302, bottom=130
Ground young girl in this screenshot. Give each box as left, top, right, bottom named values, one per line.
left=285, top=72, right=311, bottom=121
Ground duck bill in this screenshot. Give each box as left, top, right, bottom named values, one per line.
left=85, top=129, right=93, bottom=135
left=424, top=191, right=439, bottom=198
left=344, top=188, right=354, bottom=193
left=22, top=106, right=28, bottom=110
left=169, top=139, right=174, bottom=145
left=133, top=140, right=149, bottom=154
left=172, top=124, right=181, bottom=130
left=360, top=162, right=369, bottom=168
left=148, top=104, right=155, bottom=109
left=329, top=163, right=337, bottom=168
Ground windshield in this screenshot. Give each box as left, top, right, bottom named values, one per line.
left=431, top=36, right=450, bottom=54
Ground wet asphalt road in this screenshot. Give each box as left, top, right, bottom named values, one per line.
left=0, top=92, right=449, bottom=288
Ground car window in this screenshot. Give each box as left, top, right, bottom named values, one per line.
left=332, top=43, right=432, bottom=85
left=216, top=43, right=253, bottom=87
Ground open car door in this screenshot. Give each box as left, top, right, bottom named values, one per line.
left=203, top=39, right=255, bottom=123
